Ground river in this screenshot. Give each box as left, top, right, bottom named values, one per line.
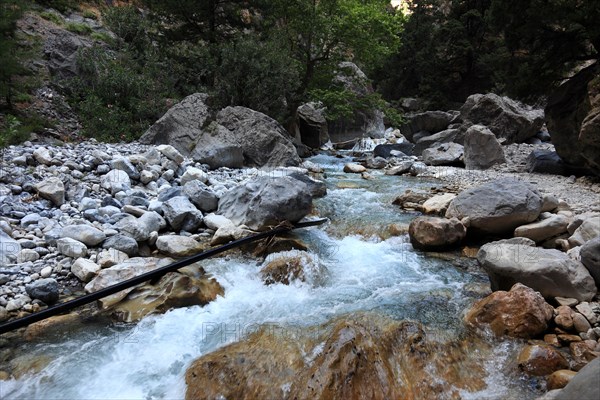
left=1, top=154, right=541, bottom=399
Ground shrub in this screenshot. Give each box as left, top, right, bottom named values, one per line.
left=39, top=11, right=63, bottom=25
left=65, top=22, right=92, bottom=35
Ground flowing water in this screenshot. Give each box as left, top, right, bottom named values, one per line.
left=1, top=154, right=542, bottom=399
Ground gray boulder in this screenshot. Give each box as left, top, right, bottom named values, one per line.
left=139, top=93, right=211, bottom=156
left=422, top=142, right=464, bottom=166
left=102, top=234, right=139, bottom=256
left=460, top=93, right=544, bottom=143
left=163, top=196, right=204, bottom=232
left=217, top=175, right=312, bottom=231
left=568, top=216, right=600, bottom=247
left=463, top=125, right=506, bottom=170
left=399, top=111, right=456, bottom=142
left=296, top=102, right=330, bottom=148
left=215, top=107, right=300, bottom=167
left=477, top=243, right=597, bottom=301
left=192, top=143, right=244, bottom=169
left=0, top=230, right=20, bottom=265
left=61, top=225, right=106, bottom=246
left=44, top=28, right=92, bottom=79
left=580, top=237, right=600, bottom=287
left=513, top=214, right=570, bottom=243
left=183, top=181, right=219, bottom=212
left=373, top=143, right=415, bottom=158
left=526, top=150, right=566, bottom=175
left=110, top=157, right=140, bottom=180
left=35, top=177, right=65, bottom=206
left=56, top=237, right=87, bottom=258
left=100, top=170, right=131, bottom=194
left=414, top=128, right=460, bottom=155
left=25, top=278, right=59, bottom=304
left=445, top=178, right=543, bottom=235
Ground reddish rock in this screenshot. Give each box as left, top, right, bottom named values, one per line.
left=570, top=341, right=600, bottom=371
left=465, top=283, right=554, bottom=339
left=544, top=334, right=561, bottom=347
left=518, top=344, right=569, bottom=376
left=554, top=306, right=575, bottom=331
left=547, top=369, right=577, bottom=390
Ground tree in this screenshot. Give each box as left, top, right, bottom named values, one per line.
left=0, top=0, right=25, bottom=109
left=486, top=0, right=599, bottom=99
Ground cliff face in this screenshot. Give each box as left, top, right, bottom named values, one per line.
left=546, top=63, right=600, bottom=176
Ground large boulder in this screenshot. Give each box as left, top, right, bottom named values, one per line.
left=215, top=106, right=301, bottom=167
left=327, top=62, right=385, bottom=141
left=35, top=177, right=65, bottom=206
left=0, top=230, right=20, bottom=265
left=568, top=215, right=600, bottom=247
left=465, top=283, right=554, bottom=338
left=546, top=63, right=600, bottom=176
left=445, top=178, right=543, bottom=235
left=296, top=102, right=330, bottom=148
left=373, top=143, right=415, bottom=158
left=109, top=271, right=223, bottom=323
left=140, top=93, right=300, bottom=167
left=185, top=313, right=488, bottom=400
left=408, top=216, right=466, bottom=250
left=25, top=278, right=59, bottom=305
left=460, top=93, right=544, bottom=143
left=162, top=196, right=204, bottom=232
left=580, top=237, right=600, bottom=287
left=414, top=128, right=460, bottom=155
left=422, top=142, right=464, bottom=166
left=61, top=225, right=106, bottom=247
left=513, top=214, right=570, bottom=243
left=526, top=150, right=567, bottom=175
left=217, top=175, right=312, bottom=231
left=477, top=242, right=597, bottom=301
left=399, top=111, right=456, bottom=142
left=44, top=28, right=92, bottom=79
left=463, top=125, right=506, bottom=170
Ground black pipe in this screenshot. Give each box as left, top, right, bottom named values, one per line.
left=0, top=219, right=327, bottom=335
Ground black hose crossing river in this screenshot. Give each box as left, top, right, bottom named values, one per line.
left=0, top=218, right=328, bottom=335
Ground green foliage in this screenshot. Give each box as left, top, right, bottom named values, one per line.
left=0, top=0, right=28, bottom=109
left=34, top=0, right=78, bottom=14
left=82, top=10, right=97, bottom=20
left=90, top=31, right=113, bottom=44
left=67, top=44, right=175, bottom=141
left=39, top=10, right=63, bottom=25
left=65, top=22, right=92, bottom=35
left=213, top=36, right=300, bottom=122
left=102, top=5, right=149, bottom=52
left=0, top=113, right=53, bottom=147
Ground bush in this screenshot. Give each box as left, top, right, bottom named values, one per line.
left=65, top=22, right=92, bottom=35
left=82, top=9, right=96, bottom=20
left=102, top=6, right=149, bottom=52
left=39, top=11, right=63, bottom=25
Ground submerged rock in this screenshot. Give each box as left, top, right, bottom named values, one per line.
left=408, top=216, right=466, bottom=250
left=465, top=283, right=554, bottom=338
left=260, top=251, right=321, bottom=285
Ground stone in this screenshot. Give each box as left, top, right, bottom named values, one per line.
left=44, top=28, right=92, bottom=78
left=217, top=175, right=312, bottom=231
left=555, top=306, right=575, bottom=331
left=25, top=278, right=59, bottom=304
left=385, top=161, right=414, bottom=175
left=555, top=297, right=579, bottom=307
left=156, top=235, right=204, bottom=257
left=555, top=357, right=600, bottom=400
left=163, top=196, right=203, bottom=232
left=203, top=213, right=234, bottom=231
left=572, top=312, right=592, bottom=333
left=477, top=242, right=597, bottom=301
left=445, top=178, right=543, bottom=235
left=463, top=124, right=506, bottom=170
left=61, top=224, right=106, bottom=246
left=580, top=237, right=600, bottom=287
left=295, top=102, right=330, bottom=148
left=182, top=181, right=218, bottom=212
left=156, top=144, right=184, bottom=164
left=547, top=370, right=578, bottom=390
left=414, top=128, right=460, bottom=155
left=33, top=147, right=53, bottom=165
left=422, top=142, right=464, bottom=166
left=517, top=344, right=569, bottom=376
left=408, top=217, right=466, bottom=250
left=35, top=177, right=65, bottom=206
left=546, top=63, right=600, bottom=176
left=514, top=214, right=570, bottom=243
left=465, top=283, right=554, bottom=338
left=542, top=195, right=560, bottom=213
left=259, top=251, right=322, bottom=285
left=100, top=169, right=131, bottom=194
left=56, top=237, right=87, bottom=258
left=399, top=111, right=456, bottom=141
left=287, top=172, right=327, bottom=199
left=569, top=216, right=600, bottom=247
left=526, top=150, right=567, bottom=175
left=17, top=249, right=39, bottom=263
left=364, top=156, right=388, bottom=169
left=97, top=248, right=129, bottom=269
left=102, top=234, right=138, bottom=256
left=575, top=302, right=598, bottom=325
left=24, top=313, right=81, bottom=341
left=460, top=93, right=544, bottom=143
left=110, top=272, right=223, bottom=323
left=116, top=211, right=166, bottom=242
left=40, top=266, right=52, bottom=278
left=110, top=157, right=140, bottom=180
left=85, top=258, right=172, bottom=305
left=373, top=143, right=415, bottom=158
left=422, top=193, right=456, bottom=214
left=210, top=225, right=250, bottom=246
left=0, top=230, right=21, bottom=265
left=180, top=167, right=208, bottom=185
left=343, top=163, right=366, bottom=173
left=71, top=258, right=101, bottom=282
